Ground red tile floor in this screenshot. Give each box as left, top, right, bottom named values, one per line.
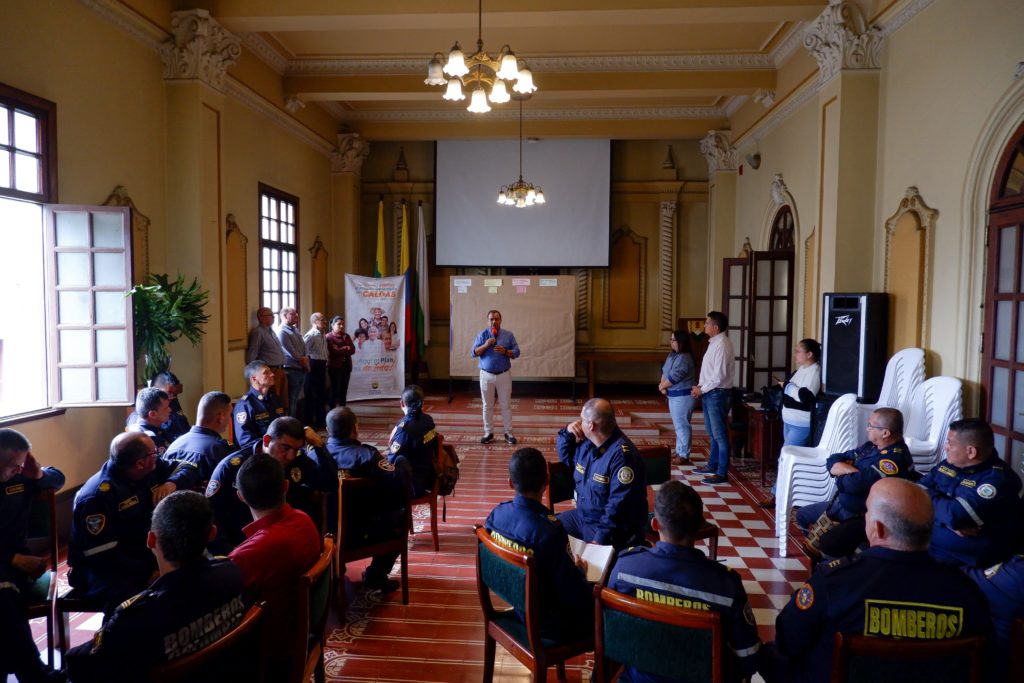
left=28, top=391, right=810, bottom=682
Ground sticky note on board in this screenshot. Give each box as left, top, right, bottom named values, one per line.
left=515, top=286, right=527, bottom=293
left=484, top=278, right=503, bottom=287
left=457, top=286, right=468, bottom=293
left=487, top=286, right=498, bottom=294
left=511, top=278, right=530, bottom=286
left=539, top=278, right=558, bottom=287
left=453, top=278, right=472, bottom=287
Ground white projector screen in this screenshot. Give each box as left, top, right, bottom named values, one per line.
left=435, top=139, right=610, bottom=267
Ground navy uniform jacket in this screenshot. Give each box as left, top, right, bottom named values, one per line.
left=388, top=409, right=438, bottom=495
left=609, top=543, right=760, bottom=683
left=129, top=421, right=173, bottom=455
left=233, top=387, right=285, bottom=450
left=485, top=495, right=593, bottom=638
left=66, top=559, right=246, bottom=683
left=920, top=456, right=1023, bottom=567
left=164, top=426, right=232, bottom=483
left=328, top=437, right=406, bottom=500
left=0, top=467, right=65, bottom=584
left=556, top=426, right=648, bottom=546
left=824, top=439, right=914, bottom=518
left=69, top=459, right=193, bottom=603
left=205, top=441, right=336, bottom=553
left=125, top=398, right=190, bottom=442
left=775, top=546, right=992, bottom=683
left=965, top=554, right=1024, bottom=662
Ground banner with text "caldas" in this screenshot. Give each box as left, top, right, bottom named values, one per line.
left=344, top=274, right=406, bottom=401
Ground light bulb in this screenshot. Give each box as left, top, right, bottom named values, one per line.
left=443, top=79, right=464, bottom=101
left=535, top=189, right=546, bottom=204
left=489, top=79, right=510, bottom=104
left=497, top=51, right=520, bottom=81
left=512, top=67, right=536, bottom=94
left=424, top=57, right=446, bottom=86
left=443, top=43, right=468, bottom=77
left=467, top=86, right=491, bottom=113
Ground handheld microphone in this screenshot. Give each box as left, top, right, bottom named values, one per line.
left=491, top=327, right=499, bottom=339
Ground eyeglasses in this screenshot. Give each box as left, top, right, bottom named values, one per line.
left=866, top=423, right=884, bottom=431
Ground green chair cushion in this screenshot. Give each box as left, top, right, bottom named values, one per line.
left=602, top=608, right=713, bottom=682
left=28, top=570, right=53, bottom=603
left=479, top=542, right=526, bottom=611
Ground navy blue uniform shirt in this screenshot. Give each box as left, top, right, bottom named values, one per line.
left=328, top=436, right=407, bottom=504
left=775, top=546, right=992, bottom=683
left=825, top=439, right=914, bottom=517
left=126, top=398, right=190, bottom=442
left=205, top=441, right=335, bottom=553
left=164, top=425, right=232, bottom=483
left=388, top=409, right=438, bottom=495
left=0, top=466, right=65, bottom=579
left=920, top=456, right=1023, bottom=567
left=965, top=554, right=1024, bottom=674
left=485, top=495, right=593, bottom=638
left=128, top=421, right=173, bottom=455
left=233, top=387, right=285, bottom=450
left=556, top=426, right=648, bottom=547
left=66, top=558, right=245, bottom=683
left=609, top=543, right=760, bottom=683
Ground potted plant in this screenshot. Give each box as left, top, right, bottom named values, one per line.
left=128, top=273, right=211, bottom=386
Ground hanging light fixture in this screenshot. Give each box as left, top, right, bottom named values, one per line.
left=497, top=99, right=545, bottom=208
left=425, top=0, right=537, bottom=114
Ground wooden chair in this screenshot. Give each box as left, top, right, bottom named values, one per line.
left=24, top=487, right=59, bottom=667
left=1010, top=619, right=1024, bottom=682
left=593, top=586, right=724, bottom=683
left=150, top=601, right=265, bottom=683
left=830, top=632, right=985, bottom=683
left=474, top=525, right=593, bottom=682
left=335, top=476, right=410, bottom=616
left=408, top=433, right=445, bottom=551
left=638, top=446, right=671, bottom=486
left=55, top=590, right=108, bottom=661
left=290, top=535, right=335, bottom=683
left=546, top=461, right=574, bottom=514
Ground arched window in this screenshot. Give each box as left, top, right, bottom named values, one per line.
left=769, top=205, right=795, bottom=251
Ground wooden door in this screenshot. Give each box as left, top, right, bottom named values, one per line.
left=747, top=250, right=794, bottom=391
left=722, top=257, right=750, bottom=390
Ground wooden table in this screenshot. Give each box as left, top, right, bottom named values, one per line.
left=577, top=351, right=666, bottom=400
left=743, top=402, right=783, bottom=487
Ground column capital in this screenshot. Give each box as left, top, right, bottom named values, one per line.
left=332, top=133, right=371, bottom=174
left=160, top=9, right=241, bottom=92
left=700, top=130, right=737, bottom=175
left=803, top=0, right=882, bottom=83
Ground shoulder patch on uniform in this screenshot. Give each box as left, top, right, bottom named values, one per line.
left=5, top=483, right=25, bottom=495
left=977, top=483, right=997, bottom=499
left=984, top=562, right=1004, bottom=580
left=878, top=459, right=898, bottom=476
left=118, top=593, right=143, bottom=610
left=891, top=446, right=904, bottom=453
left=118, top=496, right=139, bottom=512
left=205, top=480, right=220, bottom=497
left=423, top=428, right=437, bottom=443
left=617, top=466, right=635, bottom=485
left=743, top=602, right=756, bottom=626
left=230, top=457, right=241, bottom=467
left=98, top=482, right=111, bottom=493
left=85, top=514, right=106, bottom=536
left=235, top=412, right=247, bottom=425
left=547, top=514, right=558, bottom=523
left=377, top=458, right=395, bottom=472
left=389, top=441, right=402, bottom=454
left=290, top=467, right=302, bottom=483
left=795, top=583, right=814, bottom=610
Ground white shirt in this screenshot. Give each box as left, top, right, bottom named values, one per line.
left=698, top=333, right=735, bottom=393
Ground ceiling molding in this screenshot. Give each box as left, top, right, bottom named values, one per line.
left=769, top=22, right=807, bottom=67
left=340, top=105, right=724, bottom=123
left=285, top=52, right=774, bottom=77
left=240, top=32, right=288, bottom=75
left=723, top=95, right=747, bottom=118
left=733, top=75, right=819, bottom=148
left=877, top=0, right=937, bottom=37
left=317, top=101, right=348, bottom=121
left=78, top=0, right=166, bottom=52
left=225, top=79, right=335, bottom=157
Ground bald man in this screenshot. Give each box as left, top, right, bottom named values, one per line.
left=555, top=398, right=647, bottom=549
left=768, top=478, right=991, bottom=683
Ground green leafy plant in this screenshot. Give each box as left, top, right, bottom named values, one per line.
left=127, top=273, right=211, bottom=385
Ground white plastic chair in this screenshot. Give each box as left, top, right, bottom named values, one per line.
left=856, top=348, right=926, bottom=442
left=775, top=393, right=860, bottom=555
left=903, top=376, right=963, bottom=473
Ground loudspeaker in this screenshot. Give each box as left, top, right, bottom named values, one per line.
left=821, top=293, right=889, bottom=402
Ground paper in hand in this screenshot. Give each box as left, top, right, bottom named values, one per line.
left=568, top=535, right=614, bottom=583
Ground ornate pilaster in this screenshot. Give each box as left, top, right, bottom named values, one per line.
left=659, top=201, right=678, bottom=333
left=803, top=0, right=882, bottom=83
left=331, top=133, right=370, bottom=175
left=160, top=9, right=240, bottom=91
left=699, top=130, right=737, bottom=175
left=574, top=268, right=590, bottom=331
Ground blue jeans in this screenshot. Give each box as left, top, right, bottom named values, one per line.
left=702, top=389, right=730, bottom=477
left=668, top=394, right=695, bottom=457
left=783, top=422, right=812, bottom=447
left=284, top=367, right=306, bottom=418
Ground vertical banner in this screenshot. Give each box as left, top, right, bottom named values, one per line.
left=344, top=274, right=406, bottom=400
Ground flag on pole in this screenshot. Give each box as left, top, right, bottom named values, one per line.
left=399, top=201, right=410, bottom=273
left=400, top=201, right=415, bottom=366
left=374, top=198, right=387, bottom=278
left=415, top=202, right=431, bottom=358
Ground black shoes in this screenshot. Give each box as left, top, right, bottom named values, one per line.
left=504, top=433, right=517, bottom=444
left=362, top=571, right=401, bottom=594
left=481, top=433, right=495, bottom=444
left=693, top=466, right=714, bottom=475
left=702, top=474, right=728, bottom=485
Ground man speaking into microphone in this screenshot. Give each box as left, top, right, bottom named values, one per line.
left=472, top=310, right=521, bottom=444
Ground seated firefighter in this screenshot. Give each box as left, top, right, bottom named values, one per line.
left=387, top=384, right=438, bottom=496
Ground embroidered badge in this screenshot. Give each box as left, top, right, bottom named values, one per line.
left=423, top=428, right=437, bottom=443
left=230, top=457, right=241, bottom=467
left=879, top=459, right=898, bottom=476
left=617, top=466, right=635, bottom=485
left=290, top=467, right=302, bottom=483
left=743, top=602, right=756, bottom=626
left=575, top=463, right=586, bottom=475
left=961, top=480, right=977, bottom=488
left=938, top=465, right=957, bottom=477
left=118, top=496, right=139, bottom=512
left=5, top=484, right=24, bottom=495
left=85, top=514, right=106, bottom=535
left=390, top=442, right=402, bottom=454
left=984, top=562, right=1003, bottom=580
left=205, top=480, right=220, bottom=497
left=235, top=412, right=247, bottom=425
left=795, top=584, right=814, bottom=610
left=548, top=515, right=558, bottom=523
left=274, top=407, right=284, bottom=415
left=977, top=483, right=997, bottom=499
left=377, top=458, right=395, bottom=472
left=593, top=473, right=610, bottom=484
left=98, top=482, right=111, bottom=493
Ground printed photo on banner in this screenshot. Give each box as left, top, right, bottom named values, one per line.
left=344, top=274, right=406, bottom=400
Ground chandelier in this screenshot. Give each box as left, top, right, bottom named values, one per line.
left=498, top=100, right=545, bottom=208
left=424, top=0, right=537, bottom=114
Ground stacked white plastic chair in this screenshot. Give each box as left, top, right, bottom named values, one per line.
left=903, top=376, right=963, bottom=473
left=856, top=348, right=926, bottom=442
left=774, top=393, right=860, bottom=556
